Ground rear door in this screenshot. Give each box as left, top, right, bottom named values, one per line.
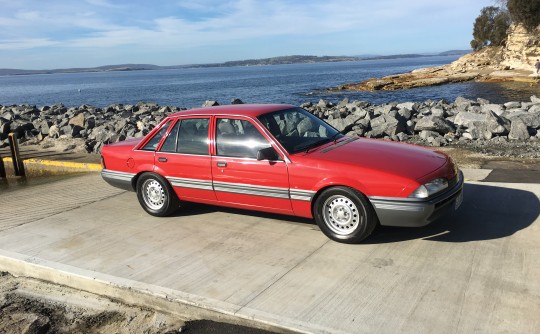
left=211, top=116, right=292, bottom=214
left=155, top=117, right=216, bottom=201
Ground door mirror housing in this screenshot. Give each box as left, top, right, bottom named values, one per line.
left=257, top=146, right=280, bottom=161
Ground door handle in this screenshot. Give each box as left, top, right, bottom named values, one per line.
left=158, top=157, right=168, bottom=162
left=217, top=161, right=227, bottom=167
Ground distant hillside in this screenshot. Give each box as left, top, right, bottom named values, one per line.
left=187, top=55, right=361, bottom=68
left=0, top=51, right=472, bottom=76
left=0, top=64, right=162, bottom=76
left=438, top=49, right=472, bottom=56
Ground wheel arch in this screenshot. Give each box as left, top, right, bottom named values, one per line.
left=310, top=184, right=379, bottom=224
left=309, top=179, right=371, bottom=215
left=132, top=170, right=171, bottom=193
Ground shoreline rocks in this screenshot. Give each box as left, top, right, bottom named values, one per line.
left=1, top=96, right=540, bottom=158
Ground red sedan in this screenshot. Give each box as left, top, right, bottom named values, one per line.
left=101, top=104, right=463, bottom=243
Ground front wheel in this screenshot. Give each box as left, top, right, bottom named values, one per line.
left=136, top=173, right=179, bottom=216
left=313, top=187, right=377, bottom=243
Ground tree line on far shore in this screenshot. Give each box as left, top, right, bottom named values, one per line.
left=471, top=0, right=540, bottom=51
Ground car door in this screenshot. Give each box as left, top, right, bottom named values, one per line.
left=211, top=116, right=293, bottom=214
left=155, top=117, right=216, bottom=202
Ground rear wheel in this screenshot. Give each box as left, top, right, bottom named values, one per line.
left=136, top=173, right=179, bottom=216
left=314, top=187, right=377, bottom=243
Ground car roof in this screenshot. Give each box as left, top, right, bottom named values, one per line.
left=168, top=104, right=297, bottom=119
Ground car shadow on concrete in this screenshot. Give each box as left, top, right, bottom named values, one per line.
left=171, top=202, right=316, bottom=226
left=367, top=183, right=540, bottom=244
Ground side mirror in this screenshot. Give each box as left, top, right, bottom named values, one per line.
left=257, top=146, right=280, bottom=161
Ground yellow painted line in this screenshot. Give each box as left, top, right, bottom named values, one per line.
left=2, top=157, right=101, bottom=171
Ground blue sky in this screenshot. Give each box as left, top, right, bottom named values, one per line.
left=0, top=0, right=494, bottom=69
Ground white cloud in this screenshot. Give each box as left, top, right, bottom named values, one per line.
left=0, top=38, right=59, bottom=50
left=0, top=0, right=494, bottom=67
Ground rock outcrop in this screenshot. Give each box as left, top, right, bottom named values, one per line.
left=501, top=25, right=540, bottom=71
left=337, top=24, right=540, bottom=91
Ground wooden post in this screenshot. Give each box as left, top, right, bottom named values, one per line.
left=0, top=153, right=5, bottom=178
left=8, top=133, right=25, bottom=177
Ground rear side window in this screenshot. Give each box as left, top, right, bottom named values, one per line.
left=141, top=120, right=172, bottom=151
left=160, top=120, right=180, bottom=153
left=158, top=118, right=209, bottom=155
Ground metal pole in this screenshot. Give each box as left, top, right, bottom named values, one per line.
left=8, top=133, right=25, bottom=177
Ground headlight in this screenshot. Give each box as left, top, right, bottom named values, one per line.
left=409, top=178, right=448, bottom=199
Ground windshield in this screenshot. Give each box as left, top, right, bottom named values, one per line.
left=258, top=107, right=343, bottom=154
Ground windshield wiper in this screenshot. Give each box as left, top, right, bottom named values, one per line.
left=304, top=132, right=344, bottom=153
left=304, top=138, right=331, bottom=153
left=330, top=132, right=342, bottom=143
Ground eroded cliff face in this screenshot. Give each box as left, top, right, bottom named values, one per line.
left=501, top=24, right=540, bottom=71
left=449, top=24, right=540, bottom=73
left=341, top=24, right=540, bottom=91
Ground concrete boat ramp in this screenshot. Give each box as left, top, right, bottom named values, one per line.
left=0, top=171, right=539, bottom=333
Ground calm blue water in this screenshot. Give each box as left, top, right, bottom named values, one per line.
left=0, top=56, right=539, bottom=108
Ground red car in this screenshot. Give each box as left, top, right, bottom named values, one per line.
left=101, top=104, right=463, bottom=243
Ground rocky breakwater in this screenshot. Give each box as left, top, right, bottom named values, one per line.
left=304, top=96, right=540, bottom=158
left=1, top=97, right=540, bottom=158
left=0, top=102, right=185, bottom=153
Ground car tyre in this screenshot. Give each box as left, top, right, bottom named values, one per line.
left=136, top=173, right=179, bottom=216
left=314, top=187, right=377, bottom=243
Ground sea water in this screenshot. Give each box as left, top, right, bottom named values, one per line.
left=0, top=56, right=539, bottom=108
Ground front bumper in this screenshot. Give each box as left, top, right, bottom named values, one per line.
left=369, top=171, right=464, bottom=227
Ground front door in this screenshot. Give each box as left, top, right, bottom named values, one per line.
left=211, top=117, right=292, bottom=214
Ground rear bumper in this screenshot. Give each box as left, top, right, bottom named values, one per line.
left=101, top=169, right=136, bottom=191
left=369, top=171, right=464, bottom=227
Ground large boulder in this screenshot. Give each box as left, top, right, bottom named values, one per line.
left=453, top=111, right=485, bottom=127
left=510, top=112, right=540, bottom=129
left=481, top=104, right=505, bottom=116
left=48, top=124, right=60, bottom=138
left=414, top=116, right=454, bottom=134
left=370, top=114, right=407, bottom=137
left=454, top=96, right=477, bottom=111
left=508, top=118, right=530, bottom=140
left=504, top=101, right=522, bottom=109
left=37, top=120, right=54, bottom=136
left=202, top=100, right=219, bottom=107
left=462, top=121, right=489, bottom=140
left=485, top=110, right=510, bottom=135
left=68, top=113, right=85, bottom=128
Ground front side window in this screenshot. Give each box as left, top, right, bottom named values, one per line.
left=177, top=118, right=209, bottom=155
left=216, top=118, right=271, bottom=159
left=258, top=107, right=342, bottom=154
